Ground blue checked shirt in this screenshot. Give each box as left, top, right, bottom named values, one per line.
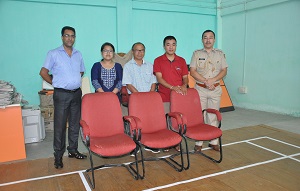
left=122, top=58, right=157, bottom=94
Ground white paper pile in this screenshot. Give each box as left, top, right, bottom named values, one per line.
left=0, top=80, right=27, bottom=107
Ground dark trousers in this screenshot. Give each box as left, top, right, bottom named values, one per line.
left=53, top=88, right=82, bottom=158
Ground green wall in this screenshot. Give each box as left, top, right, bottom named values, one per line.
left=0, top=0, right=216, bottom=106
left=221, top=0, right=300, bottom=117
left=1, top=0, right=299, bottom=117
left=0, top=0, right=118, bottom=105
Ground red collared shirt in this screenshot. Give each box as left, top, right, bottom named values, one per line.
left=153, top=54, right=188, bottom=102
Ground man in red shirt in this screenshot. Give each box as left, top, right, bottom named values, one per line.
left=153, top=36, right=189, bottom=113
left=153, top=36, right=189, bottom=152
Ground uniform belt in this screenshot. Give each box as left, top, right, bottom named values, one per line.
left=54, top=88, right=80, bottom=93
left=196, top=83, right=220, bottom=88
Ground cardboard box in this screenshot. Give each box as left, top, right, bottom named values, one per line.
left=39, top=94, right=53, bottom=107
left=38, top=90, right=54, bottom=107
left=40, top=106, right=54, bottom=122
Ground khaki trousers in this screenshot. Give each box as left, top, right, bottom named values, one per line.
left=194, top=85, right=222, bottom=146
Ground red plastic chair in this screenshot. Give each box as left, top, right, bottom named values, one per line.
left=169, top=88, right=223, bottom=167
left=126, top=92, right=187, bottom=172
left=80, top=92, right=144, bottom=189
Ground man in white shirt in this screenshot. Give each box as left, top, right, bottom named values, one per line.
left=122, top=42, right=158, bottom=153
left=122, top=42, right=156, bottom=94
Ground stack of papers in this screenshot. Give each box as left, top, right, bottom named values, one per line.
left=0, top=80, right=26, bottom=107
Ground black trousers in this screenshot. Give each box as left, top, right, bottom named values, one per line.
left=53, top=88, right=82, bottom=158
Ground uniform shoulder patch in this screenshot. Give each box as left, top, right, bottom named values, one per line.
left=215, top=49, right=225, bottom=57
left=214, top=48, right=223, bottom=53
left=194, top=49, right=203, bottom=53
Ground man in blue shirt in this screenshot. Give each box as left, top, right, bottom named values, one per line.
left=39, top=26, right=86, bottom=169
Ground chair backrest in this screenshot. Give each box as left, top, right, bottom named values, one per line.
left=170, top=88, right=204, bottom=127
left=81, top=76, right=92, bottom=96
left=128, top=92, right=167, bottom=133
left=81, top=92, right=124, bottom=137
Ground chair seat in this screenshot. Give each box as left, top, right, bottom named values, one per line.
left=90, top=134, right=136, bottom=157
left=185, top=124, right=222, bottom=141
left=140, top=129, right=182, bottom=149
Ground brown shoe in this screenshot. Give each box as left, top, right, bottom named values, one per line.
left=194, top=145, right=202, bottom=152
left=208, top=144, right=220, bottom=151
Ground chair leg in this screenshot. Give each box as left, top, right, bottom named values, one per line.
left=128, top=144, right=145, bottom=179
left=169, top=136, right=190, bottom=170
left=85, top=149, right=95, bottom=189
left=166, top=143, right=184, bottom=172
left=137, top=145, right=145, bottom=179
left=182, top=136, right=190, bottom=170
left=195, top=137, right=223, bottom=163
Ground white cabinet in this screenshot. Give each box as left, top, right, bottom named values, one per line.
left=22, top=108, right=45, bottom=144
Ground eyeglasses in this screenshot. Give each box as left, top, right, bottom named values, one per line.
left=63, top=34, right=76, bottom=38
left=133, top=49, right=145, bottom=53
left=102, top=50, right=114, bottom=54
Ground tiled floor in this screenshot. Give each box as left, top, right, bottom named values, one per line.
left=25, top=107, right=300, bottom=160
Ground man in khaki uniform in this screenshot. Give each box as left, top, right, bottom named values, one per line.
left=190, top=30, right=228, bottom=152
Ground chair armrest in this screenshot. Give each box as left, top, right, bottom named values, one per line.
left=166, top=112, right=187, bottom=135
left=80, top=120, right=90, bottom=136
left=80, top=119, right=90, bottom=146
left=204, top=109, right=222, bottom=121
left=168, top=112, right=183, bottom=124
left=123, top=116, right=142, bottom=141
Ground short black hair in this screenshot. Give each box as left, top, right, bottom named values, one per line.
left=101, top=42, right=115, bottom=52
left=163, top=36, right=177, bottom=46
left=61, top=26, right=75, bottom=36
left=131, top=42, right=145, bottom=51
left=202, top=30, right=215, bottom=39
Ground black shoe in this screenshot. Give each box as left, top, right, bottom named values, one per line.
left=68, top=150, right=87, bottom=159
left=54, top=157, right=63, bottom=169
